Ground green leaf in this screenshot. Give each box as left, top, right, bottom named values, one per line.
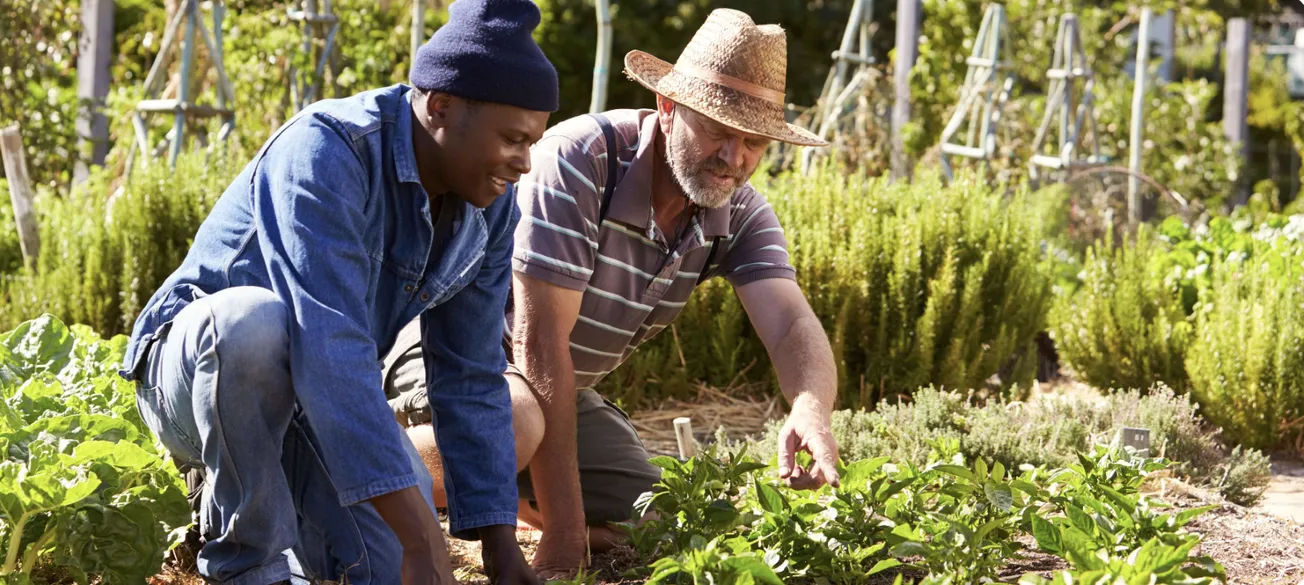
left=975, top=517, right=1008, bottom=543
left=1174, top=505, right=1217, bottom=528
left=1031, top=516, right=1062, bottom=554
left=867, top=558, right=901, bottom=575
left=720, top=556, right=784, bottom=585
left=1066, top=505, right=1095, bottom=534
left=932, top=465, right=976, bottom=483
left=975, top=458, right=989, bottom=482
left=1097, top=485, right=1137, bottom=516
left=983, top=481, right=1014, bottom=512
left=753, top=478, right=786, bottom=515
left=991, top=460, right=1006, bottom=482
left=841, top=456, right=889, bottom=488
left=648, top=456, right=680, bottom=470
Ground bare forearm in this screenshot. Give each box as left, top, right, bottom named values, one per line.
left=518, top=341, right=586, bottom=531
left=770, top=314, right=837, bottom=415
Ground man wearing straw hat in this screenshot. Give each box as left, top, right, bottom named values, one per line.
left=386, top=8, right=841, bottom=579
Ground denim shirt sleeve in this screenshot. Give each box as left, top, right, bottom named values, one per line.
left=420, top=193, right=521, bottom=539
left=252, top=115, right=417, bottom=506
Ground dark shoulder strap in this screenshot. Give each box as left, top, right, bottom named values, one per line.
left=697, top=237, right=721, bottom=285
left=588, top=113, right=619, bottom=226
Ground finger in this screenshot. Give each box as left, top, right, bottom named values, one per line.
left=785, top=465, right=820, bottom=490
left=810, top=437, right=841, bottom=488
left=776, top=425, right=799, bottom=478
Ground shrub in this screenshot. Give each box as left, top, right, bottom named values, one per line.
left=0, top=178, right=23, bottom=274
left=749, top=385, right=1272, bottom=506
left=601, top=168, right=1053, bottom=408
left=0, top=149, right=239, bottom=336
left=1049, top=227, right=1192, bottom=392
left=1186, top=254, right=1304, bottom=451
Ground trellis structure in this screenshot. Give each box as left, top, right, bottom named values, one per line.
left=801, top=0, right=878, bottom=173
left=1028, top=13, right=1102, bottom=185
left=127, top=0, right=236, bottom=169
left=288, top=0, right=341, bottom=111
left=938, top=3, right=1013, bottom=182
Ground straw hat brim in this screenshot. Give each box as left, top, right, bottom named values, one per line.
left=625, top=50, right=827, bottom=148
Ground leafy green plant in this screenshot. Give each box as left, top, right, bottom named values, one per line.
left=645, top=535, right=783, bottom=585
left=1050, top=226, right=1192, bottom=391
left=1187, top=253, right=1304, bottom=450
left=0, top=149, right=241, bottom=336
left=1019, top=538, right=1225, bottom=585
left=0, top=315, right=190, bottom=583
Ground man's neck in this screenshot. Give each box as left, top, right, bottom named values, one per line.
left=650, top=133, right=691, bottom=237
left=411, top=101, right=450, bottom=199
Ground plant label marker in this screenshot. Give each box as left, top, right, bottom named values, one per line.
left=674, top=417, right=696, bottom=460
left=1120, top=427, right=1151, bottom=458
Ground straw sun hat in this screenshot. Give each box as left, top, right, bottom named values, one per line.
left=624, top=8, right=827, bottom=147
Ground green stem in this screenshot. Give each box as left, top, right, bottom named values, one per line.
left=20, top=524, right=56, bottom=577
left=1, top=512, right=31, bottom=576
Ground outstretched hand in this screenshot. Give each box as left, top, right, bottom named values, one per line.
left=775, top=405, right=840, bottom=490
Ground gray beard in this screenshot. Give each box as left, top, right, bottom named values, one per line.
left=666, top=131, right=739, bottom=210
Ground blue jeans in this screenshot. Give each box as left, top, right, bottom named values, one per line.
left=135, top=287, right=435, bottom=585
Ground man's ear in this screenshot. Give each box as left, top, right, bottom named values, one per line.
left=425, top=91, right=454, bottom=127
left=655, top=94, right=676, bottom=134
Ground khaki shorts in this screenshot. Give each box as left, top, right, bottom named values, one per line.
left=385, top=349, right=661, bottom=525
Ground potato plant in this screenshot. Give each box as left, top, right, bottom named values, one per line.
left=627, top=439, right=1225, bottom=585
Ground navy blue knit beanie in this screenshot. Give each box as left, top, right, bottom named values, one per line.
left=410, top=0, right=559, bottom=112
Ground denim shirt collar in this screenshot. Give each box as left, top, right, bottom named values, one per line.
left=393, top=89, right=424, bottom=186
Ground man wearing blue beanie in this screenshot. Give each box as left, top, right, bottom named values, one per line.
left=118, top=1, right=554, bottom=584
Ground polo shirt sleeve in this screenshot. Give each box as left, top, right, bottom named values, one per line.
left=718, top=187, right=798, bottom=287
left=512, top=134, right=604, bottom=291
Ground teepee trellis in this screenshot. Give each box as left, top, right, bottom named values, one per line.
left=127, top=0, right=236, bottom=170
left=938, top=3, right=1014, bottom=182
left=1028, top=13, right=1102, bottom=185
left=288, top=0, right=341, bottom=111
left=800, top=0, right=878, bottom=173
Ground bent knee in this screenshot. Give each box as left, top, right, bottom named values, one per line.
left=510, top=374, right=544, bottom=467
left=208, top=287, right=289, bottom=360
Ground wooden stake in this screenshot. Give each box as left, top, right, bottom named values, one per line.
left=1127, top=7, right=1152, bottom=226
left=1225, top=18, right=1251, bottom=207
left=891, top=0, right=920, bottom=182
left=1, top=126, right=40, bottom=268
left=674, top=417, right=696, bottom=459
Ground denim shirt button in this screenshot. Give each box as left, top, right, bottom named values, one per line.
left=404, top=284, right=414, bottom=293
left=419, top=292, right=430, bottom=301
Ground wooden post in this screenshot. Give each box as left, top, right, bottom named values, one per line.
left=410, top=0, right=424, bottom=67
left=1, top=126, right=40, bottom=268
left=74, top=0, right=114, bottom=185
left=1127, top=8, right=1152, bottom=226
left=1225, top=18, right=1251, bottom=207
left=891, top=0, right=920, bottom=181
left=589, top=0, right=612, bottom=113
left=673, top=417, right=696, bottom=459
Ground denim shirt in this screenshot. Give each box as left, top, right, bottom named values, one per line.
left=119, top=84, right=520, bottom=538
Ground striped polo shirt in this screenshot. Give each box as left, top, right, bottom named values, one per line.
left=505, top=109, right=796, bottom=389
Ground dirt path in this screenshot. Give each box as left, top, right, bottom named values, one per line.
left=1257, top=458, right=1304, bottom=524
